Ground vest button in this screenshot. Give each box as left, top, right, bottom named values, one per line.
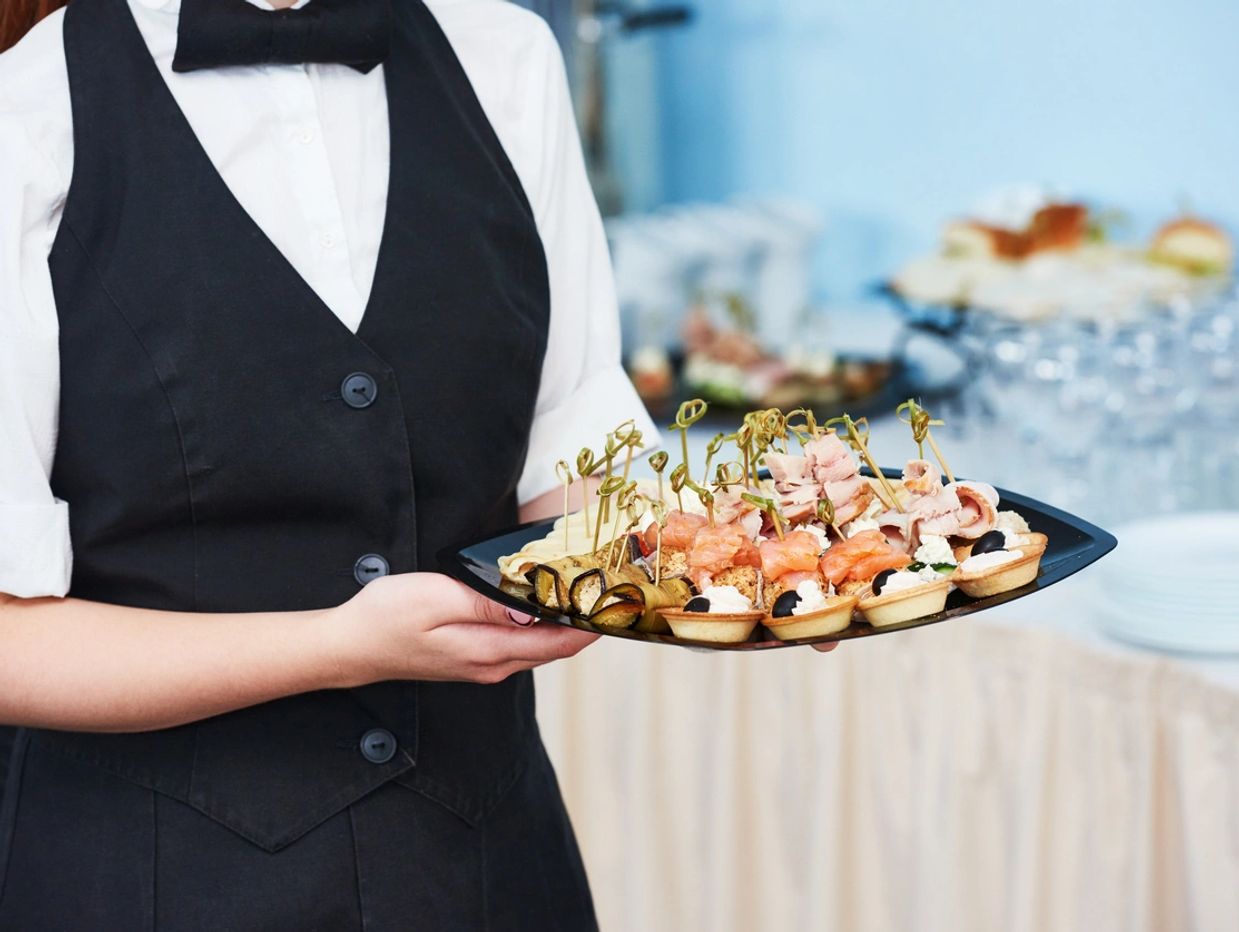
left=359, top=728, right=398, bottom=765
left=353, top=553, right=390, bottom=586
left=341, top=372, right=378, bottom=409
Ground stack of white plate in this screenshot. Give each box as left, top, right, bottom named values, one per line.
left=1095, top=512, right=1239, bottom=654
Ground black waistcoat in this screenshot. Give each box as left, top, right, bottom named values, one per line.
left=23, top=0, right=551, bottom=853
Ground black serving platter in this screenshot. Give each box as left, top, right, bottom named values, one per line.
left=438, top=470, right=1117, bottom=651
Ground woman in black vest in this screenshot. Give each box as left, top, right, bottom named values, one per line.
left=0, top=0, right=653, bottom=927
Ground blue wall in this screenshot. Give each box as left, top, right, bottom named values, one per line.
left=650, top=0, right=1239, bottom=300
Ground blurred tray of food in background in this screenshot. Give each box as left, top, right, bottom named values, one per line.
left=888, top=197, right=1233, bottom=324
left=628, top=302, right=904, bottom=420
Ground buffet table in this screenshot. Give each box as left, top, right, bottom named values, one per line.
left=533, top=422, right=1239, bottom=931
left=536, top=607, right=1239, bottom=932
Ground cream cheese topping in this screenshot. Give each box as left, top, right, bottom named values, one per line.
left=790, top=580, right=830, bottom=616
left=877, top=571, right=926, bottom=595
left=914, top=535, right=955, bottom=566
left=701, top=585, right=754, bottom=614
left=961, top=549, right=1022, bottom=573
left=996, top=510, right=1030, bottom=535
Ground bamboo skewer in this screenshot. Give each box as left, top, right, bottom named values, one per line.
left=670, top=399, right=708, bottom=482
left=733, top=423, right=755, bottom=488
left=924, top=432, right=956, bottom=486
left=613, top=495, right=650, bottom=572
left=670, top=464, right=688, bottom=513
left=555, top=460, right=572, bottom=551
left=649, top=500, right=668, bottom=586
left=786, top=407, right=822, bottom=446
left=685, top=478, right=716, bottom=528
left=575, top=448, right=596, bottom=533
left=610, top=420, right=641, bottom=485
left=714, top=461, right=745, bottom=492
left=896, top=399, right=955, bottom=484
left=816, top=497, right=843, bottom=540
left=703, top=433, right=727, bottom=488
left=742, top=492, right=785, bottom=540
left=655, top=522, right=664, bottom=586
left=605, top=482, right=639, bottom=570
left=593, top=476, right=626, bottom=553
left=649, top=451, right=670, bottom=507
left=825, top=414, right=904, bottom=513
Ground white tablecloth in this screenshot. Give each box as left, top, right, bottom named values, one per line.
left=536, top=616, right=1239, bottom=931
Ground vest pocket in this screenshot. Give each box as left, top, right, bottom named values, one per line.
left=32, top=691, right=417, bottom=854
left=186, top=694, right=417, bottom=852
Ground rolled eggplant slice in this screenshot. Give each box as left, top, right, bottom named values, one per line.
left=528, top=553, right=610, bottom=610
left=655, top=577, right=694, bottom=604
left=531, top=549, right=659, bottom=615
left=588, top=601, right=644, bottom=629
left=595, top=582, right=644, bottom=606
left=569, top=568, right=609, bottom=616
left=526, top=565, right=567, bottom=610
left=588, top=583, right=645, bottom=629
left=584, top=580, right=695, bottom=635
left=630, top=578, right=694, bottom=634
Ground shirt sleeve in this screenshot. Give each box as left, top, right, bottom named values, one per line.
left=510, top=17, right=659, bottom=505
left=0, top=25, right=74, bottom=599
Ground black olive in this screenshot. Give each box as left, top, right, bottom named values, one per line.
left=684, top=596, right=711, bottom=613
left=872, top=568, right=897, bottom=596
left=972, top=530, right=1007, bottom=555
left=771, top=590, right=802, bottom=618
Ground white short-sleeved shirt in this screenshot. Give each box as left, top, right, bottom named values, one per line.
left=0, top=0, right=656, bottom=599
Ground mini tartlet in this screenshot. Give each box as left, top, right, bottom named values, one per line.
left=952, top=532, right=1048, bottom=598
left=858, top=576, right=954, bottom=628
left=657, top=609, right=766, bottom=644
left=763, top=594, right=859, bottom=640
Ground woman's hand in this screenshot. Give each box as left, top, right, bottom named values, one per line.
left=329, top=573, right=599, bottom=687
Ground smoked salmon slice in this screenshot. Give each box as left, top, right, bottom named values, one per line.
left=688, top=524, right=762, bottom=578
left=644, top=510, right=708, bottom=553
left=850, top=550, right=912, bottom=582
left=818, top=530, right=909, bottom=586
left=759, top=530, right=823, bottom=581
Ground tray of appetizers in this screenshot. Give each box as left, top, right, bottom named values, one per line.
left=439, top=401, right=1117, bottom=650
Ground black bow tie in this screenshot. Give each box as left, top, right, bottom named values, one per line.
left=173, top=0, right=393, bottom=74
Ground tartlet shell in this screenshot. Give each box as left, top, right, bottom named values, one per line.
left=952, top=531, right=1045, bottom=563
left=858, top=577, right=953, bottom=628
left=953, top=534, right=1048, bottom=598
left=763, top=595, right=859, bottom=640
left=658, top=609, right=765, bottom=644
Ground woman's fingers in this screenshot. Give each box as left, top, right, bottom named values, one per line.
left=812, top=641, right=839, bottom=653
left=505, top=608, right=537, bottom=627
left=442, top=621, right=599, bottom=668
left=410, top=578, right=538, bottom=629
